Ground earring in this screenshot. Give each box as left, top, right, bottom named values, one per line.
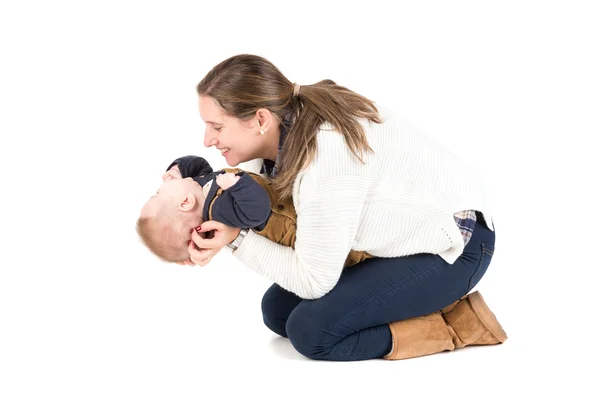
left=260, top=129, right=265, bottom=135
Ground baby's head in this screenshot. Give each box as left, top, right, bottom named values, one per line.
left=137, top=177, right=206, bottom=263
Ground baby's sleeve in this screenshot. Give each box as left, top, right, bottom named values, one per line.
left=211, top=173, right=272, bottom=228
left=166, top=156, right=213, bottom=178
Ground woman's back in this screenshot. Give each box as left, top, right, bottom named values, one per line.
left=292, top=105, right=494, bottom=265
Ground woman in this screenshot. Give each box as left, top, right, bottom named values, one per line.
left=183, top=54, right=507, bottom=361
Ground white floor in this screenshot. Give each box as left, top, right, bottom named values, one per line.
left=1, top=242, right=596, bottom=399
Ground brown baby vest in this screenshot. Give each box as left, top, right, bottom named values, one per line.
left=207, top=168, right=373, bottom=267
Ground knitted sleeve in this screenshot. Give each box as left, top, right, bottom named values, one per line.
left=232, top=132, right=368, bottom=299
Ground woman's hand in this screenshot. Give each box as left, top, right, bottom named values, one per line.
left=187, top=220, right=241, bottom=267
left=176, top=258, right=195, bottom=267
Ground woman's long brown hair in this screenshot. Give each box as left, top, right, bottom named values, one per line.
left=197, top=54, right=382, bottom=201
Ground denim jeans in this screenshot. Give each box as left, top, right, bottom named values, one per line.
left=261, top=212, right=496, bottom=361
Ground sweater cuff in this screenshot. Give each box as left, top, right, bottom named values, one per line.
left=231, top=228, right=260, bottom=259
left=231, top=228, right=280, bottom=270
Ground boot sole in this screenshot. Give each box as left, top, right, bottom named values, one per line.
left=468, top=291, right=508, bottom=343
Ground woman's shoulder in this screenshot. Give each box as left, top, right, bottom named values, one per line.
left=302, top=128, right=371, bottom=184
left=317, top=103, right=415, bottom=135
left=314, top=103, right=413, bottom=153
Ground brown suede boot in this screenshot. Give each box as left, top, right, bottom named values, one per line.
left=384, top=291, right=507, bottom=360
left=441, top=290, right=508, bottom=349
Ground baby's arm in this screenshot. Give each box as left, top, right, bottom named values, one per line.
left=162, top=164, right=182, bottom=181
left=211, top=172, right=272, bottom=228
left=165, top=156, right=213, bottom=178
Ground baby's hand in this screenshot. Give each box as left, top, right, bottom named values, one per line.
left=162, top=165, right=182, bottom=182
left=216, top=172, right=240, bottom=190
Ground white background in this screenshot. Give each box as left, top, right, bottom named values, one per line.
left=1, top=0, right=598, bottom=399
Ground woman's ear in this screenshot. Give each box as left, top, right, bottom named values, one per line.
left=255, top=108, right=273, bottom=133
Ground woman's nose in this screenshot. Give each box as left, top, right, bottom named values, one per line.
left=204, top=130, right=217, bottom=148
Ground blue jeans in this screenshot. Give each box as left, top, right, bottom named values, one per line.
left=261, top=212, right=496, bottom=361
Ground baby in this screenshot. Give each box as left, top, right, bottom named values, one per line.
left=137, top=156, right=275, bottom=263
left=137, top=156, right=372, bottom=266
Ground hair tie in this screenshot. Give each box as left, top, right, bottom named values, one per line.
left=293, top=83, right=301, bottom=98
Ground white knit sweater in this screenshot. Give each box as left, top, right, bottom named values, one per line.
left=233, top=106, right=494, bottom=299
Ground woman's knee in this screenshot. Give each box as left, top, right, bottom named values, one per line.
left=285, top=305, right=336, bottom=360
left=261, top=284, right=301, bottom=338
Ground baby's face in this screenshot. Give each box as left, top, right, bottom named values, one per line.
left=141, top=177, right=204, bottom=218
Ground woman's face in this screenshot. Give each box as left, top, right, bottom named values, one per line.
left=198, top=95, right=261, bottom=167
